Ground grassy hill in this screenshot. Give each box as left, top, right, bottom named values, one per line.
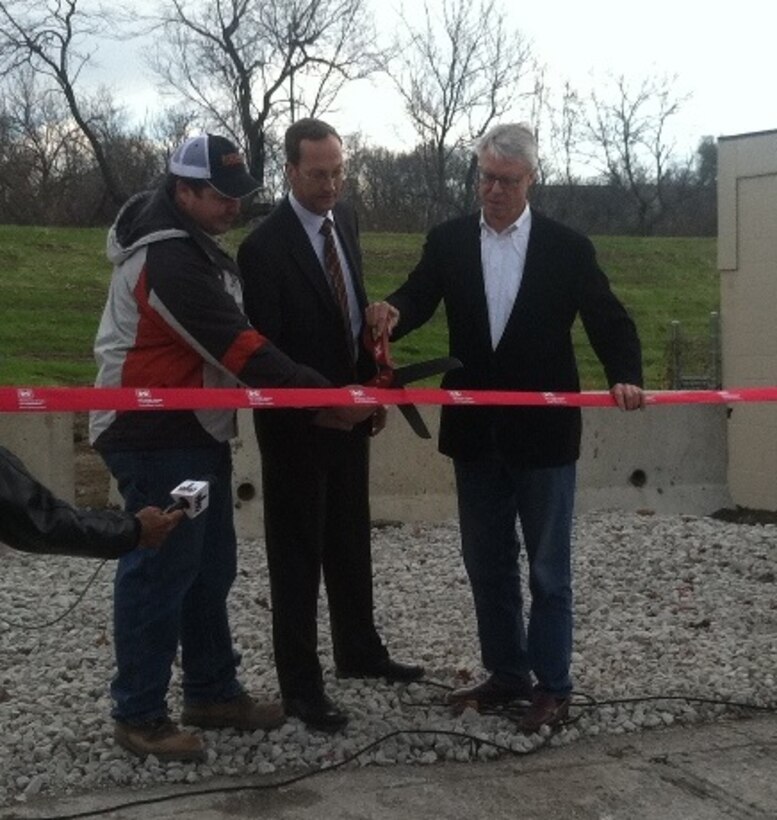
left=0, top=225, right=719, bottom=389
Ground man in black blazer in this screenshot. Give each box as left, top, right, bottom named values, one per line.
left=237, top=118, right=423, bottom=732
left=367, top=122, right=644, bottom=732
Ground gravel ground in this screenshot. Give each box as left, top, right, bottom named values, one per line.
left=1, top=511, right=776, bottom=809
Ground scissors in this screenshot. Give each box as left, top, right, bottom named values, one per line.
left=364, top=329, right=462, bottom=439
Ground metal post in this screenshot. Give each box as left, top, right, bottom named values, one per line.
left=709, top=311, right=721, bottom=388
left=670, top=320, right=682, bottom=389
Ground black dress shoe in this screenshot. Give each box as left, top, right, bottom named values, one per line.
left=336, top=657, right=425, bottom=682
left=283, top=693, right=348, bottom=733
left=447, top=673, right=534, bottom=709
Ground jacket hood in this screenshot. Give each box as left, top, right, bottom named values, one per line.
left=106, top=187, right=190, bottom=266
left=107, top=183, right=240, bottom=277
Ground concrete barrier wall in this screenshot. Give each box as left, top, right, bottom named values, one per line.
left=2, top=404, right=731, bottom=540
left=0, top=413, right=75, bottom=503
left=575, top=404, right=730, bottom=515
left=231, top=404, right=731, bottom=537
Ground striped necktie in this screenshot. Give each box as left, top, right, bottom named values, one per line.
left=319, top=217, right=354, bottom=359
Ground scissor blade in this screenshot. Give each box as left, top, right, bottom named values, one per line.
left=381, top=356, right=461, bottom=438
left=397, top=403, right=432, bottom=439
left=391, top=357, right=462, bottom=387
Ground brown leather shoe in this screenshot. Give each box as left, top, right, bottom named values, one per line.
left=114, top=717, right=206, bottom=762
left=181, top=691, right=285, bottom=731
left=518, top=690, right=571, bottom=732
left=447, top=673, right=534, bottom=710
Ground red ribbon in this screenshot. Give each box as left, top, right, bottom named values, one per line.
left=1, top=385, right=775, bottom=413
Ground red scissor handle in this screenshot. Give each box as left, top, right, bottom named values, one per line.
left=363, top=327, right=395, bottom=387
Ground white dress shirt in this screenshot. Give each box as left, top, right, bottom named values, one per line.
left=480, top=204, right=532, bottom=349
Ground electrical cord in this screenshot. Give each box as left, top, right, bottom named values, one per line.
left=398, top=682, right=777, bottom=724
left=0, top=559, right=108, bottom=630
left=24, top=683, right=777, bottom=820
left=26, top=727, right=555, bottom=820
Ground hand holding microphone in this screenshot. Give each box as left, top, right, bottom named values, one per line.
left=137, top=477, right=213, bottom=549
left=135, top=506, right=185, bottom=548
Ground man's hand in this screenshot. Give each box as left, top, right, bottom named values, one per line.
left=610, top=383, right=645, bottom=411
left=365, top=301, right=400, bottom=340
left=135, top=506, right=185, bottom=548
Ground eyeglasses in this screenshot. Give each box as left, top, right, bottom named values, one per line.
left=477, top=169, right=527, bottom=190
left=297, top=168, right=346, bottom=184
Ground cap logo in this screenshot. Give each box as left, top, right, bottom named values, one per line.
left=221, top=152, right=245, bottom=169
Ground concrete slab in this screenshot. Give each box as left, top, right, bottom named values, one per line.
left=6, top=716, right=775, bottom=820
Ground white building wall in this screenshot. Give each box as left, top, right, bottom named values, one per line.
left=718, top=130, right=777, bottom=509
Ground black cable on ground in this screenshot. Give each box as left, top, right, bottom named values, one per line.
left=0, top=560, right=107, bottom=630
left=20, top=685, right=777, bottom=820
left=18, top=727, right=555, bottom=820
left=399, top=681, right=777, bottom=723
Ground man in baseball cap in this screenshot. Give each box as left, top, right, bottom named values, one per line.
left=169, top=133, right=260, bottom=199
left=89, top=130, right=370, bottom=762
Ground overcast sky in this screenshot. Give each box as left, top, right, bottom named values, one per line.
left=87, top=0, right=776, bottom=156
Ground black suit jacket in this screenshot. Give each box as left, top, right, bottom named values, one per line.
left=388, top=210, right=643, bottom=467
left=238, top=197, right=376, bottom=437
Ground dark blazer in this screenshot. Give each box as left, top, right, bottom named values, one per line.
left=388, top=210, right=643, bottom=468
left=238, top=197, right=377, bottom=437
left=239, top=197, right=373, bottom=382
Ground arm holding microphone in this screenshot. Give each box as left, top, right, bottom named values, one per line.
left=0, top=445, right=183, bottom=559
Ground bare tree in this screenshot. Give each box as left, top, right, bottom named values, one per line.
left=148, top=0, right=383, bottom=187
left=0, top=70, right=74, bottom=222
left=389, top=0, right=535, bottom=224
left=0, top=68, right=165, bottom=224
left=584, top=73, right=688, bottom=234
left=544, top=80, right=585, bottom=187
left=2, top=75, right=67, bottom=222
left=149, top=105, right=200, bottom=166
left=346, top=136, right=474, bottom=231
left=0, top=0, right=129, bottom=204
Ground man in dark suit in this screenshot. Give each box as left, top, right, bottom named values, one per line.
left=366, top=122, right=644, bottom=732
left=237, top=118, right=423, bottom=732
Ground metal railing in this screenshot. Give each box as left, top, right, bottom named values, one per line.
left=668, top=312, right=721, bottom=390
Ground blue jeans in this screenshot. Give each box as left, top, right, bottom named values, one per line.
left=454, top=456, right=576, bottom=696
left=103, top=444, right=243, bottom=723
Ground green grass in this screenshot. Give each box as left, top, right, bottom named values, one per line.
left=0, top=226, right=109, bottom=385
left=0, top=226, right=719, bottom=389
left=575, top=236, right=719, bottom=388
